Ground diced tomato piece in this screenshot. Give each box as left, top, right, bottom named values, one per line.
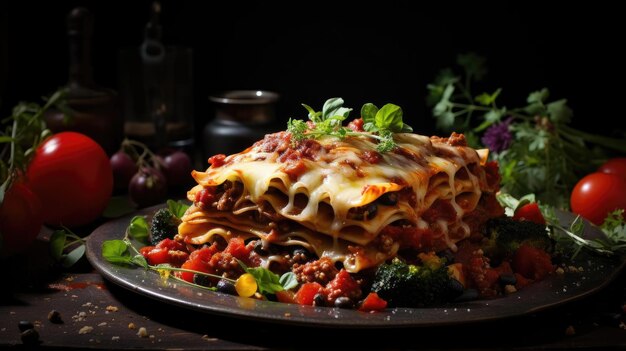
left=208, top=154, right=226, bottom=167
left=140, top=246, right=155, bottom=257
left=167, top=250, right=190, bottom=266
left=483, top=268, right=500, bottom=289
left=189, top=243, right=219, bottom=263
left=513, top=244, right=554, bottom=280
left=294, top=282, right=324, bottom=305
left=179, top=258, right=209, bottom=283
left=347, top=118, right=364, bottom=132
left=359, top=292, right=387, bottom=312
left=275, top=290, right=296, bottom=304
left=515, top=273, right=533, bottom=289
left=145, top=248, right=170, bottom=265
left=156, top=238, right=185, bottom=251
left=224, top=237, right=251, bottom=261
left=513, top=203, right=546, bottom=225
left=283, top=160, right=307, bottom=181
left=324, top=269, right=361, bottom=301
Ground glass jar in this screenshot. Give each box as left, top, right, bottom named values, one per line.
left=203, top=90, right=279, bottom=159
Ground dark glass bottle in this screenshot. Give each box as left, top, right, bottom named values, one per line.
left=203, top=91, right=280, bottom=158
left=45, top=7, right=122, bottom=155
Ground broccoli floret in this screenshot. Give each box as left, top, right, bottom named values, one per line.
left=370, top=255, right=463, bottom=308
left=482, top=216, right=553, bottom=262
left=150, top=208, right=181, bottom=245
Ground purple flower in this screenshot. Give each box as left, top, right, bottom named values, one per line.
left=481, top=117, right=513, bottom=153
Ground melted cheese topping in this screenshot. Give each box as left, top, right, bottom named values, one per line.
left=181, top=132, right=493, bottom=272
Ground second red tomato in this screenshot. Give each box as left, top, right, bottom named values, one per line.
left=570, top=172, right=626, bottom=225
left=27, top=132, right=113, bottom=227
left=598, top=158, right=626, bottom=180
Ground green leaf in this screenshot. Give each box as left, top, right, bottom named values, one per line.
left=546, top=99, right=573, bottom=124
left=321, top=98, right=351, bottom=121
left=496, top=193, right=537, bottom=216
left=103, top=196, right=137, bottom=219
left=128, top=216, right=150, bottom=244
left=167, top=200, right=190, bottom=219
left=474, top=88, right=501, bottom=106
left=375, top=103, right=404, bottom=132
left=49, top=230, right=67, bottom=260
left=436, top=111, right=455, bottom=130
left=363, top=122, right=377, bottom=132
left=247, top=267, right=284, bottom=294
left=361, top=103, right=379, bottom=125
left=523, top=103, right=544, bottom=115
left=527, top=88, right=550, bottom=104
left=102, top=240, right=132, bottom=264
left=529, top=129, right=549, bottom=151
left=132, top=254, right=149, bottom=269
left=61, top=244, right=85, bottom=268
left=457, top=53, right=487, bottom=81
left=433, top=84, right=455, bottom=117
left=484, top=108, right=505, bottom=124
left=0, top=136, right=14, bottom=143
left=279, top=272, right=298, bottom=290
left=301, top=104, right=321, bottom=123
left=237, top=259, right=284, bottom=294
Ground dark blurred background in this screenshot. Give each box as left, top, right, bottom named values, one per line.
left=1, top=1, right=625, bottom=147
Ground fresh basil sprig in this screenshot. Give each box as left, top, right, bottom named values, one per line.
left=287, top=97, right=413, bottom=153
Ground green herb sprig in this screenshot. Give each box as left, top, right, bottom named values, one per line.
left=0, top=89, right=68, bottom=204
left=427, top=54, right=626, bottom=208
left=287, top=97, right=413, bottom=153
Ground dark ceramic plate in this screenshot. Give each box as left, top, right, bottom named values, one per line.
left=86, top=207, right=625, bottom=328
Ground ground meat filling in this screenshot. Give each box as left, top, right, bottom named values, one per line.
left=292, top=257, right=338, bottom=285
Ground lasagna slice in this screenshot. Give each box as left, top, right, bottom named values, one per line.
left=178, top=129, right=502, bottom=273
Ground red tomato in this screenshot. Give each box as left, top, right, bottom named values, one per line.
left=598, top=158, right=626, bottom=180
left=144, top=247, right=170, bottom=265
left=0, top=182, right=43, bottom=255
left=570, top=172, right=626, bottom=225
left=294, top=282, right=323, bottom=305
left=224, top=237, right=251, bottom=261
left=26, top=132, right=113, bottom=227
left=358, top=292, right=388, bottom=312
left=156, top=238, right=185, bottom=251
left=513, top=203, right=546, bottom=225
left=512, top=245, right=554, bottom=280
left=324, top=269, right=361, bottom=300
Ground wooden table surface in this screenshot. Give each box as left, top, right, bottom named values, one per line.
left=2, top=234, right=626, bottom=350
